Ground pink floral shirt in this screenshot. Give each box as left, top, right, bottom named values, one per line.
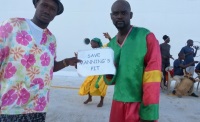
left=0, top=18, right=56, bottom=114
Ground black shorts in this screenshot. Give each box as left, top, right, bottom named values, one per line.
left=0, top=113, right=46, bottom=122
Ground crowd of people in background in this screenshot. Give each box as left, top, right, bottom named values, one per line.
left=160, top=35, right=199, bottom=97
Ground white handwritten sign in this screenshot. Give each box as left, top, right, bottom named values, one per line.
left=77, top=48, right=116, bottom=77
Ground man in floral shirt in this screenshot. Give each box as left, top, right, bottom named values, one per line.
left=0, top=0, right=80, bottom=121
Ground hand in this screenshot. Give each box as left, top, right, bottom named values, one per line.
left=74, top=52, right=78, bottom=69
left=194, top=46, right=199, bottom=50
left=103, top=32, right=111, bottom=41
left=74, top=52, right=77, bottom=57
left=170, top=55, right=174, bottom=60
left=65, top=57, right=81, bottom=66
left=106, top=74, right=114, bottom=79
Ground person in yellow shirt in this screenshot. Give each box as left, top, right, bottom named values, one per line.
left=79, top=38, right=108, bottom=107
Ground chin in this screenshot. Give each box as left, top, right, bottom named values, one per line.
left=116, top=26, right=125, bottom=30
left=40, top=17, right=52, bottom=24
left=42, top=19, right=51, bottom=24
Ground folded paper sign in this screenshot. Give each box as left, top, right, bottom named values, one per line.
left=77, top=48, right=116, bottom=77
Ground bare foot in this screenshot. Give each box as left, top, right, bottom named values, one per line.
left=97, top=102, right=103, bottom=107
left=84, top=98, right=92, bottom=104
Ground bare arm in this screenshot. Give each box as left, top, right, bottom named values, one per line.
left=53, top=57, right=81, bottom=72
left=103, top=32, right=111, bottom=41
left=179, top=61, right=198, bottom=69
left=193, top=46, right=199, bottom=57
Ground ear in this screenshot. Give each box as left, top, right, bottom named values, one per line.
left=110, top=13, right=112, bottom=19
left=130, top=12, right=133, bottom=19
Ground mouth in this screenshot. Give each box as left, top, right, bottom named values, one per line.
left=116, top=21, right=125, bottom=28
left=41, top=14, right=50, bottom=20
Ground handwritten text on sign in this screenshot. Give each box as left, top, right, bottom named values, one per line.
left=77, top=48, right=116, bottom=76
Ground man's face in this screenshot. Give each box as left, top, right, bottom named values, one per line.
left=165, top=38, right=170, bottom=43
left=110, top=2, right=132, bottom=30
left=180, top=54, right=185, bottom=60
left=188, top=40, right=193, bottom=46
left=35, top=0, right=58, bottom=24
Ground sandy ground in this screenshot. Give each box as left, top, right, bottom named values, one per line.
left=46, top=75, right=200, bottom=122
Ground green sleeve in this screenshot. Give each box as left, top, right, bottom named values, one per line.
left=139, top=102, right=159, bottom=120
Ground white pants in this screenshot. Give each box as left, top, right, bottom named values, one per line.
left=186, top=66, right=195, bottom=76
left=173, top=75, right=184, bottom=89
left=173, top=75, right=194, bottom=95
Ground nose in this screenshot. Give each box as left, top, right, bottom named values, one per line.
left=43, top=7, right=51, bottom=15
left=44, top=10, right=50, bottom=15
left=117, top=13, right=123, bottom=19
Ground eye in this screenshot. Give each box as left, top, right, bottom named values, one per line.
left=42, top=3, right=48, bottom=8
left=112, top=12, right=119, bottom=16
left=51, top=7, right=56, bottom=12
left=121, top=11, right=127, bottom=15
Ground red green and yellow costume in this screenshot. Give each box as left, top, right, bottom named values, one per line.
left=104, top=26, right=161, bottom=121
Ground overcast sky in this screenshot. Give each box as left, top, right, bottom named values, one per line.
left=1, top=0, right=200, bottom=63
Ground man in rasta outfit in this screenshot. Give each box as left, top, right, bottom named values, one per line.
left=104, top=0, right=162, bottom=122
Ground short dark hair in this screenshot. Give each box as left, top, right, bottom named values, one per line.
left=187, top=39, right=193, bottom=43
left=163, top=35, right=169, bottom=41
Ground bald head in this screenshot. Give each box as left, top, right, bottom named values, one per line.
left=110, top=0, right=132, bottom=30
left=111, top=0, right=131, bottom=12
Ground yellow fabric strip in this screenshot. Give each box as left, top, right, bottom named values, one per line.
left=143, top=70, right=162, bottom=83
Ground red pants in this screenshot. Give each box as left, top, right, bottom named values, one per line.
left=110, top=100, right=140, bottom=122
left=109, top=100, right=158, bottom=122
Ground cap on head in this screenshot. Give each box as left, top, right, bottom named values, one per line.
left=163, top=35, right=169, bottom=41
left=91, top=38, right=103, bottom=47
left=32, top=0, right=64, bottom=15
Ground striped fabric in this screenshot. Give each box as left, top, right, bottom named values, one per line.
left=140, top=33, right=162, bottom=120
